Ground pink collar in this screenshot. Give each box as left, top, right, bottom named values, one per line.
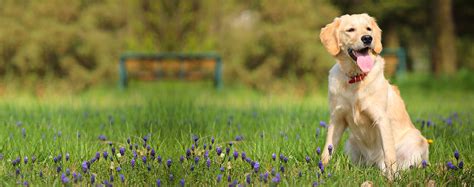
left=348, top=73, right=368, bottom=84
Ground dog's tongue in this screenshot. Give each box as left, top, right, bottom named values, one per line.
left=355, top=52, right=374, bottom=73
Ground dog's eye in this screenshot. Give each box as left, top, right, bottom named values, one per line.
left=367, top=27, right=372, bottom=31
left=346, top=28, right=355, bottom=32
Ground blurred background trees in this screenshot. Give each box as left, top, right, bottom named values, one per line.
left=0, top=0, right=472, bottom=93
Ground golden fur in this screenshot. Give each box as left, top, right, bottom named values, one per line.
left=319, top=14, right=429, bottom=180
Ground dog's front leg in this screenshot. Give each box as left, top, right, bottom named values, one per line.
left=377, top=117, right=397, bottom=181
left=321, top=114, right=346, bottom=165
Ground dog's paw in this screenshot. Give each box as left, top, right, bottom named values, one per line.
left=321, top=152, right=330, bottom=166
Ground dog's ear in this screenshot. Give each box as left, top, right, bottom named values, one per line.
left=320, top=18, right=341, bottom=56
left=370, top=17, right=383, bottom=54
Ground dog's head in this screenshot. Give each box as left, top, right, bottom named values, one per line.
left=320, top=13, right=382, bottom=73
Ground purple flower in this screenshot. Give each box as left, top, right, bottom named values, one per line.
left=95, top=152, right=101, bottom=160
left=299, top=171, right=303, bottom=177
left=220, top=166, right=225, bottom=172
left=167, top=159, right=172, bottom=168
left=72, top=172, right=77, bottom=183
left=306, top=156, right=311, bottom=163
left=61, top=173, right=69, bottom=184
left=271, top=167, right=276, bottom=176
left=157, top=156, right=162, bottom=164
left=156, top=179, right=161, bottom=186
left=53, top=156, right=59, bottom=163
left=241, top=152, right=247, bottom=160
left=119, top=174, right=125, bottom=182
left=319, top=121, right=327, bottom=128
left=283, top=157, right=288, bottom=163
left=316, top=147, right=321, bottom=155
left=131, top=158, right=136, bottom=168
left=116, top=166, right=122, bottom=172
left=233, top=151, right=239, bottom=160
left=31, top=156, right=36, bottom=163
left=211, top=137, right=215, bottom=144
left=454, top=150, right=459, bottom=160
left=169, top=174, right=174, bottom=181
left=39, top=171, right=43, bottom=177
left=127, top=137, right=131, bottom=144
left=103, top=151, right=109, bottom=160
left=313, top=181, right=319, bottom=186
left=272, top=173, right=281, bottom=183
left=279, top=154, right=284, bottom=160
left=447, top=161, right=456, bottom=170
left=193, top=135, right=199, bottom=143
left=458, top=161, right=464, bottom=169
left=206, top=158, right=211, bottom=168
left=23, top=181, right=28, bottom=187
left=111, top=147, right=116, bottom=155
left=204, top=150, right=209, bottom=159
left=190, top=164, right=195, bottom=171
left=16, top=168, right=20, bottom=175
left=151, top=149, right=156, bottom=158
left=216, top=147, right=222, bottom=155
left=318, top=160, right=324, bottom=173
left=254, top=161, right=260, bottom=172
left=227, top=175, right=232, bottom=182
left=119, top=147, right=125, bottom=156
left=246, top=174, right=251, bottom=184
left=66, top=153, right=70, bottom=161
left=180, top=178, right=185, bottom=187
left=272, top=153, right=276, bottom=161
left=147, top=165, right=151, bottom=172
left=57, top=166, right=62, bottom=173
left=186, top=149, right=191, bottom=158
left=280, top=165, right=285, bottom=173
left=263, top=172, right=269, bottom=183
left=24, top=156, right=28, bottom=164
left=229, top=142, right=234, bottom=147
left=194, top=156, right=200, bottom=164
left=142, top=156, right=147, bottom=164
left=66, top=168, right=70, bottom=176
left=235, top=135, right=243, bottom=141
left=226, top=147, right=230, bottom=155
left=203, top=144, right=207, bottom=150
left=427, top=120, right=432, bottom=127
left=217, top=174, right=223, bottom=182
left=328, top=145, right=333, bottom=156
left=90, top=174, right=96, bottom=184
left=98, top=135, right=107, bottom=141
left=191, top=144, right=195, bottom=151
left=180, top=156, right=184, bottom=163
left=143, top=135, right=149, bottom=143
left=81, top=161, right=88, bottom=173
left=422, top=160, right=428, bottom=168
left=133, top=150, right=137, bottom=159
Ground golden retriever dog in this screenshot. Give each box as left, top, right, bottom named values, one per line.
left=319, top=13, right=429, bottom=180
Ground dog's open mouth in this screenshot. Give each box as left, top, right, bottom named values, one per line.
left=348, top=47, right=374, bottom=73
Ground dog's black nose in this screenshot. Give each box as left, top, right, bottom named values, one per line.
left=361, top=35, right=372, bottom=45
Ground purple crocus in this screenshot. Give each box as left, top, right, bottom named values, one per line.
left=190, top=164, right=195, bottom=171
left=66, top=153, right=70, bottom=161
left=169, top=174, right=174, bottom=181
left=328, top=145, right=333, bottom=156
left=61, top=173, right=69, bottom=184
left=241, top=152, right=247, bottom=160
left=220, top=167, right=225, bottom=172
left=313, top=181, right=319, bottom=186
left=180, top=178, right=185, bottom=187
left=66, top=168, right=70, bottom=176
left=81, top=161, right=88, bottom=173
left=127, top=137, right=131, bottom=144
left=180, top=156, right=184, bottom=163
left=133, top=150, right=137, bottom=159
left=167, top=159, right=172, bottom=168
left=272, top=173, right=281, bottom=183
left=119, top=174, right=125, bottom=182
left=95, top=152, right=101, bottom=160
left=204, top=150, right=209, bottom=159
left=226, top=147, right=230, bottom=155
left=447, top=161, right=456, bottom=170
left=216, top=147, right=222, bottom=155
left=280, top=165, right=285, bottom=173
left=203, top=143, right=207, bottom=150
left=320, top=121, right=327, bottom=128
left=283, top=157, right=288, bottom=163
left=235, top=135, right=243, bottom=141
left=111, top=147, right=116, bottom=155
left=53, top=156, right=59, bottom=163
left=72, top=172, right=78, bottom=183
left=272, top=153, right=276, bottom=161
left=116, top=166, right=121, bottom=172
left=57, top=166, right=62, bottom=173
left=454, top=150, right=459, bottom=160
left=316, top=147, right=321, bottom=155
left=233, top=151, right=239, bottom=160
left=422, top=160, right=428, bottom=168
left=194, top=156, right=200, bottom=164
left=193, top=135, right=199, bottom=144
left=217, top=174, right=223, bottom=182
left=186, top=149, right=191, bottom=158
left=156, top=179, right=161, bottom=186
left=246, top=174, right=251, bottom=184
left=279, top=154, right=284, bottom=161
left=211, top=137, right=215, bottom=144
left=31, top=156, right=36, bottom=163
left=131, top=158, right=136, bottom=168
left=191, top=144, right=195, bottom=151
left=157, top=156, right=162, bottom=164
left=254, top=161, right=260, bottom=172
left=318, top=160, right=325, bottom=173
left=90, top=174, right=96, bottom=184
left=98, top=135, right=107, bottom=141
left=151, top=149, right=156, bottom=158
left=206, top=158, right=211, bottom=168
left=119, top=147, right=125, bottom=156
left=103, top=151, right=109, bottom=160
left=142, top=156, right=147, bottom=164
left=263, top=172, right=269, bottom=183
left=24, top=156, right=28, bottom=164
left=458, top=161, right=464, bottom=169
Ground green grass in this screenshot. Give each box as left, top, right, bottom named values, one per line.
left=0, top=81, right=472, bottom=186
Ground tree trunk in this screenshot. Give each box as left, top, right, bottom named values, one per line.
left=431, top=0, right=457, bottom=75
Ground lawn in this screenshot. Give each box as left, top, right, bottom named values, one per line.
left=0, top=81, right=472, bottom=186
